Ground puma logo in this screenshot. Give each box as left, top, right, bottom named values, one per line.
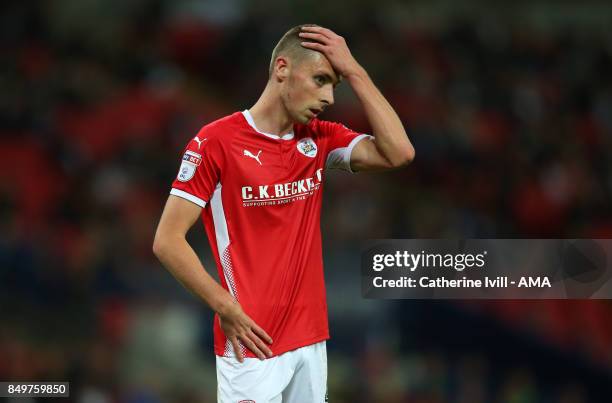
left=243, top=149, right=262, bottom=165
left=193, top=136, right=207, bottom=149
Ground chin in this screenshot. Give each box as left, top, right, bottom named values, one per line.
left=294, top=113, right=311, bottom=125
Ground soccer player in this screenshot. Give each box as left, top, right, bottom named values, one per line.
left=153, top=24, right=414, bottom=402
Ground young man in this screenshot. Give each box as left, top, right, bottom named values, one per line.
left=153, top=24, right=414, bottom=402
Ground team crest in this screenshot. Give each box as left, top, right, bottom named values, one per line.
left=177, top=150, right=201, bottom=182
left=297, top=137, right=317, bottom=158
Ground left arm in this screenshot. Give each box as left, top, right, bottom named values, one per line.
left=344, top=67, right=415, bottom=171
left=300, top=26, right=415, bottom=172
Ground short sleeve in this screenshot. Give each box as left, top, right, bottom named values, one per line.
left=170, top=130, right=222, bottom=208
left=319, top=120, right=373, bottom=172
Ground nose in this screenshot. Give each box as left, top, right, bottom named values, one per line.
left=321, top=85, right=334, bottom=107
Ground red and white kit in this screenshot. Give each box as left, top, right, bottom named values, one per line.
left=170, top=110, right=370, bottom=359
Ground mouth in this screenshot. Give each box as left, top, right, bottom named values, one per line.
left=309, top=108, right=322, bottom=117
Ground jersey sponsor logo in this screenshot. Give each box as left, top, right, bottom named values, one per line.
left=193, top=136, right=207, bottom=149
left=238, top=400, right=255, bottom=403
left=297, top=137, right=317, bottom=158
left=243, top=149, right=263, bottom=165
left=241, top=168, right=323, bottom=207
left=177, top=150, right=201, bottom=182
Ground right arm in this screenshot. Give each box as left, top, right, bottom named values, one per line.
left=152, top=195, right=273, bottom=361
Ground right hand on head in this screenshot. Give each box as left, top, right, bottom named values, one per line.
left=218, top=300, right=273, bottom=362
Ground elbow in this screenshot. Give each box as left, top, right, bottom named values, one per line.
left=152, top=233, right=167, bottom=260
left=390, top=144, right=415, bottom=168
left=153, top=231, right=185, bottom=261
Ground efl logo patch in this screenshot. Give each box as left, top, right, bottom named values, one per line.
left=177, top=150, right=201, bottom=182
left=297, top=137, right=317, bottom=158
left=183, top=150, right=202, bottom=166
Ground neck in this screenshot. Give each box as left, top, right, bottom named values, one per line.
left=248, top=82, right=294, bottom=135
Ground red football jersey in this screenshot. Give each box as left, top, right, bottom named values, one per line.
left=170, top=110, right=370, bottom=358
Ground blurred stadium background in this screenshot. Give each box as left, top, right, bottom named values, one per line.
left=1, top=0, right=612, bottom=402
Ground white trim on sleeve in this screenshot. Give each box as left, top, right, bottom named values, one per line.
left=325, top=134, right=373, bottom=173
left=170, top=188, right=207, bottom=208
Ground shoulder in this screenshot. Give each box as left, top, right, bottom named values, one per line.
left=196, top=111, right=243, bottom=143
left=181, top=112, right=243, bottom=160
left=184, top=112, right=244, bottom=154
left=296, top=118, right=345, bottom=140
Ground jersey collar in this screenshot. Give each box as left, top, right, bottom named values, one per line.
left=242, top=110, right=295, bottom=140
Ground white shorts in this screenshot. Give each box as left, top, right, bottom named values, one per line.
left=216, top=341, right=328, bottom=403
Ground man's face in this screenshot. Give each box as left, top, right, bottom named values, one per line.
left=280, top=52, right=339, bottom=124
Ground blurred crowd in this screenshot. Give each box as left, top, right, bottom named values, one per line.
left=1, top=0, right=611, bottom=402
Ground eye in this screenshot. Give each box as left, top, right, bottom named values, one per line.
left=314, top=75, right=325, bottom=85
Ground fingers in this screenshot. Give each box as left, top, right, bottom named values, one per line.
left=238, top=331, right=267, bottom=360
left=247, top=329, right=273, bottom=359
left=230, top=336, right=244, bottom=363
left=300, top=25, right=335, bottom=39
left=220, top=308, right=274, bottom=361
left=301, top=41, right=326, bottom=52
left=241, top=321, right=273, bottom=359
left=298, top=31, right=328, bottom=44
left=231, top=335, right=268, bottom=362
left=248, top=329, right=273, bottom=358
left=252, top=323, right=273, bottom=345
left=227, top=324, right=273, bottom=361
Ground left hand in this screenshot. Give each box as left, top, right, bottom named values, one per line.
left=299, top=26, right=362, bottom=77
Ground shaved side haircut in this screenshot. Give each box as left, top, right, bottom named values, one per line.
left=269, top=24, right=320, bottom=77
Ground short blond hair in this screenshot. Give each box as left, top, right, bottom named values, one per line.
left=269, top=24, right=320, bottom=77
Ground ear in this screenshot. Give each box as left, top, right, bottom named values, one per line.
left=274, top=56, right=290, bottom=82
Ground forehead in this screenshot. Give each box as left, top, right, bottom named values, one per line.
left=296, top=52, right=339, bottom=82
